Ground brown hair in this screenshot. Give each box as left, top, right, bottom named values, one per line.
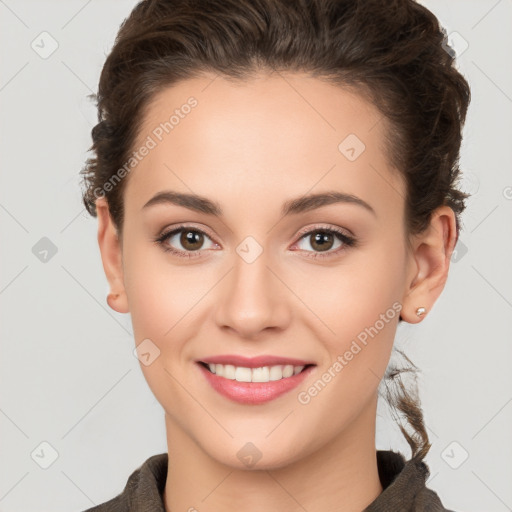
left=80, top=0, right=471, bottom=462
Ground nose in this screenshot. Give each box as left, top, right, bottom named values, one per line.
left=214, top=248, right=292, bottom=340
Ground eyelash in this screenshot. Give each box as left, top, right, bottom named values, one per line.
left=153, top=223, right=357, bottom=260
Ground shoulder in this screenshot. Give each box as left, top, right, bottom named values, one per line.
left=364, top=450, right=456, bottom=512
left=80, top=453, right=168, bottom=512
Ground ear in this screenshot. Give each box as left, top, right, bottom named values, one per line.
left=401, top=205, right=458, bottom=323
left=96, top=196, right=129, bottom=314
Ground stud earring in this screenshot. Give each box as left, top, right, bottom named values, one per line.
left=416, top=306, right=427, bottom=317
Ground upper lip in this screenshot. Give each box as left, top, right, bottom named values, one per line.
left=198, top=354, right=316, bottom=368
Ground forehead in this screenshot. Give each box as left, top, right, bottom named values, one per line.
left=124, top=72, right=405, bottom=220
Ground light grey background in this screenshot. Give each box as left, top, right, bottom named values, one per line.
left=1, top=1, right=511, bottom=511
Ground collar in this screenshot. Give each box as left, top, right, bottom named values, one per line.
left=85, top=450, right=451, bottom=511
left=363, top=450, right=452, bottom=511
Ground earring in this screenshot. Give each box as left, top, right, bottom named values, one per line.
left=107, top=292, right=119, bottom=309
left=416, top=306, right=427, bottom=317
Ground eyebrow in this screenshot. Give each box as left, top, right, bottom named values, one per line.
left=142, top=190, right=376, bottom=217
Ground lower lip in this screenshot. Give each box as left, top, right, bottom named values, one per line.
left=197, top=363, right=315, bottom=405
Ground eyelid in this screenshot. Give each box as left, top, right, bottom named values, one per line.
left=157, top=222, right=218, bottom=243
left=293, top=223, right=354, bottom=240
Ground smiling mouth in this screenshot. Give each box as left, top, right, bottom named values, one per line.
left=198, top=361, right=314, bottom=383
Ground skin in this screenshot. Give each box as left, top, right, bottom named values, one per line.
left=96, top=71, right=457, bottom=512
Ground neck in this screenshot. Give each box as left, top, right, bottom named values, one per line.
left=163, top=393, right=383, bottom=512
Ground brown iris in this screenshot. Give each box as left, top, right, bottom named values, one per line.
left=309, top=231, right=335, bottom=252
left=180, top=230, right=205, bottom=251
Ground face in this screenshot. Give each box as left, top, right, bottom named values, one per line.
left=96, top=71, right=452, bottom=470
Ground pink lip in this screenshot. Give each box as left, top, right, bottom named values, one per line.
left=197, top=362, right=315, bottom=405
left=198, top=354, right=315, bottom=368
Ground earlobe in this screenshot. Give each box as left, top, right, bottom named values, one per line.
left=96, top=197, right=129, bottom=314
left=400, top=206, right=457, bottom=324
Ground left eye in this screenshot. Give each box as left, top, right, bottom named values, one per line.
left=292, top=227, right=356, bottom=258
left=295, top=229, right=345, bottom=253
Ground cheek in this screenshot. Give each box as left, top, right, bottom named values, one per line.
left=295, top=252, right=404, bottom=342
left=297, top=301, right=399, bottom=433
left=299, top=242, right=405, bottom=394
left=124, top=271, right=170, bottom=343
left=121, top=239, right=201, bottom=341
left=121, top=245, right=198, bottom=414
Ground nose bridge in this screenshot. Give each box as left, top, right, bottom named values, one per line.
left=216, top=237, right=289, bottom=335
left=231, top=240, right=277, bottom=309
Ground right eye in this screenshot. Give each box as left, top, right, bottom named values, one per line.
left=155, top=225, right=219, bottom=258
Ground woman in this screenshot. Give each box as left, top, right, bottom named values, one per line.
left=80, top=0, right=470, bottom=510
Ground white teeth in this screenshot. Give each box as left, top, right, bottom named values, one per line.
left=235, top=366, right=252, bottom=382
left=252, top=366, right=270, bottom=382
left=282, top=365, right=294, bottom=378
left=204, top=363, right=306, bottom=382
left=269, top=365, right=283, bottom=381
